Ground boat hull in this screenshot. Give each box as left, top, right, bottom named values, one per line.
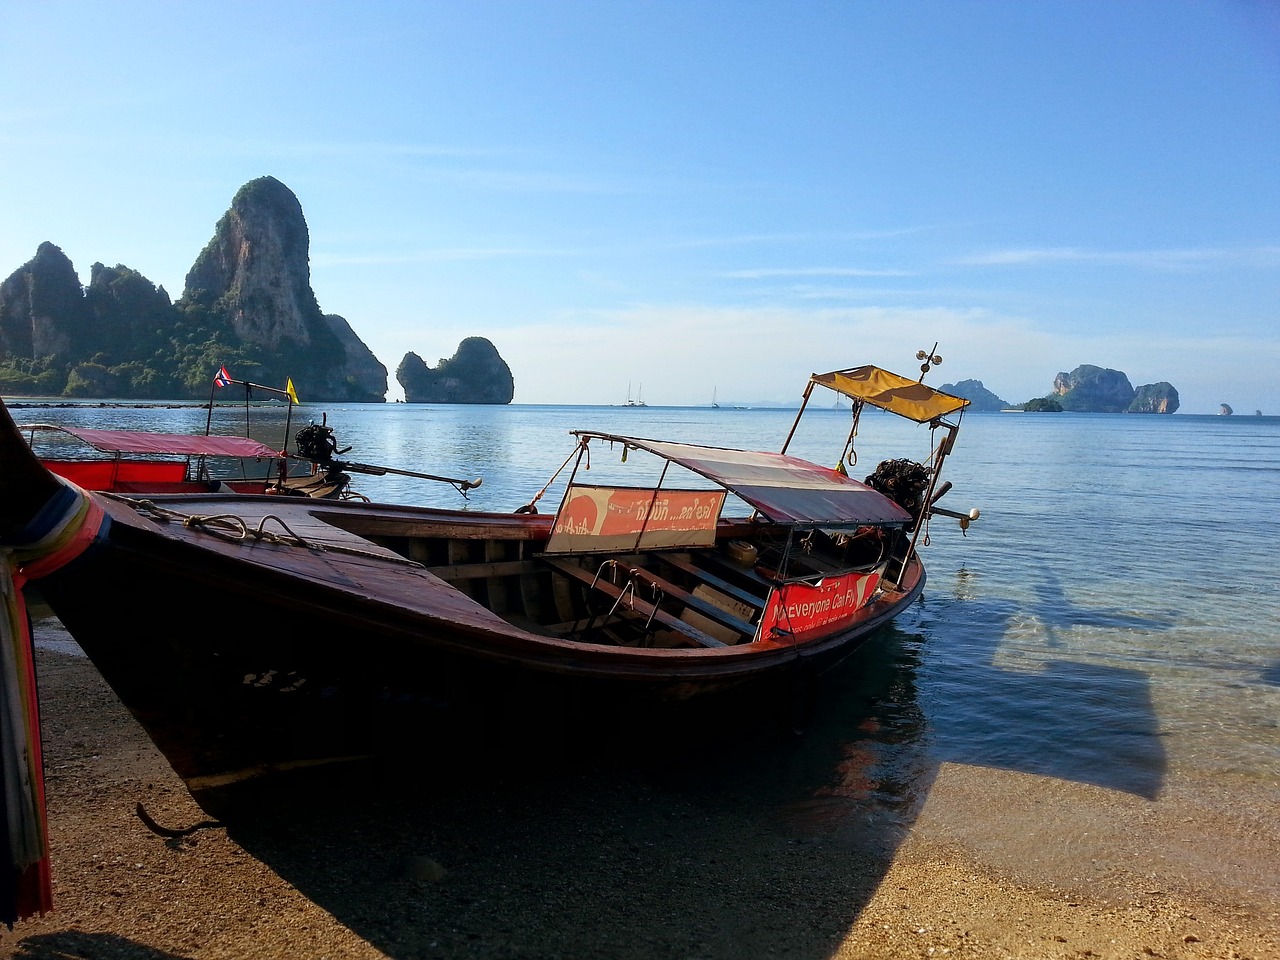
left=31, top=491, right=923, bottom=814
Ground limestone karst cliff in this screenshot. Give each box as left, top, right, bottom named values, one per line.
left=1035, top=364, right=1179, bottom=414
left=1052, top=365, right=1135, bottom=412
left=0, top=178, right=389, bottom=401
left=0, top=242, right=88, bottom=361
left=939, top=379, right=1008, bottom=411
left=0, top=243, right=181, bottom=397
left=396, top=338, right=515, bottom=403
left=1129, top=382, right=1179, bottom=414
left=182, top=176, right=387, bottom=401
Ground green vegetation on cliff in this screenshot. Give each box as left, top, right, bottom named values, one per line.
left=396, top=338, right=515, bottom=404
left=1022, top=397, right=1063, bottom=412
left=0, top=178, right=388, bottom=401
left=0, top=242, right=256, bottom=397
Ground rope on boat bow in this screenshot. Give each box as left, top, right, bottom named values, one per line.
left=135, top=802, right=222, bottom=840
left=118, top=499, right=424, bottom=567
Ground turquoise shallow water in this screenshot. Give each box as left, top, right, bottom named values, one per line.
left=14, top=400, right=1280, bottom=808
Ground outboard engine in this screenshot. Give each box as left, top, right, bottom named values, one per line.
left=865, top=458, right=931, bottom=526
left=294, top=421, right=343, bottom=464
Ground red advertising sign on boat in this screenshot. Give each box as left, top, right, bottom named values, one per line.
left=757, top=569, right=882, bottom=640
left=546, top=485, right=726, bottom=554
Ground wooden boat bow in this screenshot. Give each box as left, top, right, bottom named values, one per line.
left=0, top=397, right=64, bottom=543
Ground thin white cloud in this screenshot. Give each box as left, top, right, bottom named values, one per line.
left=667, top=225, right=938, bottom=251
left=721, top=267, right=914, bottom=279
left=957, top=245, right=1280, bottom=269
left=312, top=246, right=584, bottom=266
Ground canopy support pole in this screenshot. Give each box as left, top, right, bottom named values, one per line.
left=779, top=381, right=816, bottom=455
left=897, top=420, right=959, bottom=583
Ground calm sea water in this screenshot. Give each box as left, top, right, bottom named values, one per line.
left=14, top=399, right=1280, bottom=808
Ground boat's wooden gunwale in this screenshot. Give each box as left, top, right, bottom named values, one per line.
left=88, top=489, right=922, bottom=670
left=0, top=372, right=962, bottom=818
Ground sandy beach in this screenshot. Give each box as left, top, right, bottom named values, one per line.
left=3, top=615, right=1277, bottom=960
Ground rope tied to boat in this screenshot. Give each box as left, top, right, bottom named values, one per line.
left=1, top=476, right=106, bottom=925
left=180, top=512, right=310, bottom=548
left=115, top=498, right=424, bottom=567
left=515, top=438, right=589, bottom=514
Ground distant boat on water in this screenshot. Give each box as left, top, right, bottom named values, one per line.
left=625, top=382, right=647, bottom=407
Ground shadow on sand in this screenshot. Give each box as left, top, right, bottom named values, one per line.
left=218, top=597, right=1164, bottom=960
left=12, top=932, right=192, bottom=960
left=211, top=627, right=935, bottom=959
left=15, top=575, right=1168, bottom=960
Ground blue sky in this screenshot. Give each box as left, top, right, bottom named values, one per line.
left=2, top=0, right=1277, bottom=412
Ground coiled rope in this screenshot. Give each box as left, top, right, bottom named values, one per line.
left=115, top=498, right=424, bottom=568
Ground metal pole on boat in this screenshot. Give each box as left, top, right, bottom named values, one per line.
left=200, top=378, right=220, bottom=481
left=779, top=381, right=817, bottom=455
left=629, top=459, right=671, bottom=555
left=551, top=438, right=591, bottom=513
left=204, top=380, right=216, bottom=436
left=283, top=395, right=295, bottom=460
left=897, top=420, right=957, bottom=583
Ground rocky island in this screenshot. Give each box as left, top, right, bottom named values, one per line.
left=1019, top=365, right=1179, bottom=413
left=938, top=379, right=1008, bottom=412
left=941, top=368, right=1179, bottom=414
left=1051, top=365, right=1178, bottom=413
left=0, top=177, right=515, bottom=404
left=397, top=338, right=515, bottom=403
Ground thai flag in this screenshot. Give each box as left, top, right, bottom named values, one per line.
left=214, top=366, right=233, bottom=387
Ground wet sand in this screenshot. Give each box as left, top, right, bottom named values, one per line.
left=4, top=618, right=1278, bottom=960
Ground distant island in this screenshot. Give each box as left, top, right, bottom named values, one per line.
left=938, top=379, right=1007, bottom=411
left=945, top=365, right=1179, bottom=414
left=0, top=176, right=513, bottom=403
left=1, top=178, right=1182, bottom=413
left=396, top=339, right=514, bottom=403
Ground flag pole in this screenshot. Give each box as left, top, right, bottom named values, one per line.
left=205, top=377, right=217, bottom=436
left=284, top=390, right=295, bottom=456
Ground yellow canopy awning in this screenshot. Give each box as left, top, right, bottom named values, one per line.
left=811, top=365, right=969, bottom=423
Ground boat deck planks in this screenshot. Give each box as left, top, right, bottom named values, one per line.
left=118, top=492, right=413, bottom=562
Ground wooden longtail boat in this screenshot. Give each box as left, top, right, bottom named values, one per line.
left=12, top=371, right=311, bottom=497
left=16, top=422, right=297, bottom=495
left=16, top=419, right=484, bottom=501
left=0, top=363, right=974, bottom=818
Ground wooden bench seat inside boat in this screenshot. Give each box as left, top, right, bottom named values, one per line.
left=656, top=551, right=768, bottom=611
left=541, top=556, right=731, bottom=648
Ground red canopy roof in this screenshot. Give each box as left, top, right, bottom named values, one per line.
left=30, top=425, right=283, bottom=459
left=574, top=433, right=913, bottom=527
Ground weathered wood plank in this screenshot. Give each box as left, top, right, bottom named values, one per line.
left=541, top=557, right=728, bottom=648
